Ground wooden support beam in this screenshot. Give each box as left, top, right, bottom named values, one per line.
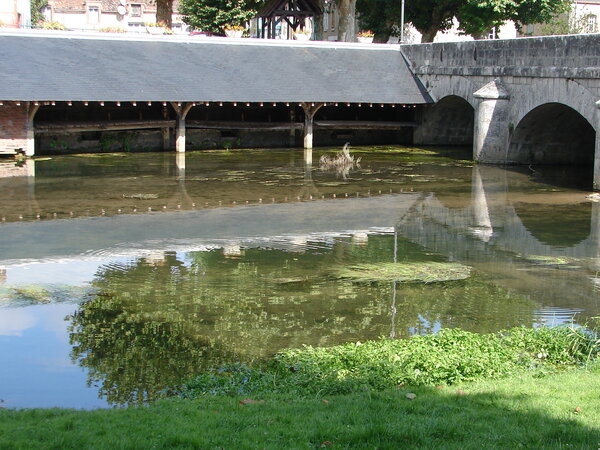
left=35, top=120, right=176, bottom=134
left=289, top=109, right=296, bottom=147
left=314, top=121, right=417, bottom=129
left=26, top=102, right=40, bottom=156
left=171, top=102, right=194, bottom=153
left=301, top=102, right=324, bottom=150
left=186, top=120, right=303, bottom=130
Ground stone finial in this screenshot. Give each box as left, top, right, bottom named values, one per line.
left=474, top=78, right=510, bottom=100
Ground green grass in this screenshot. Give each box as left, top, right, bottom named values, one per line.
left=0, top=366, right=598, bottom=449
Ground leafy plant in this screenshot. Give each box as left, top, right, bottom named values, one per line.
left=224, top=24, right=245, bottom=31
left=31, top=0, right=48, bottom=26
left=40, top=20, right=66, bottom=30
left=98, top=27, right=126, bottom=33
left=179, top=0, right=260, bottom=34
left=181, top=326, right=599, bottom=398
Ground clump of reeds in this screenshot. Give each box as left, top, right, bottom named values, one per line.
left=319, top=142, right=361, bottom=179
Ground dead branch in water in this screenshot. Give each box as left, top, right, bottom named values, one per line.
left=319, top=143, right=361, bottom=179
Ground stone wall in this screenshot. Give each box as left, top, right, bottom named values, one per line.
left=0, top=103, right=28, bottom=154
left=401, top=34, right=600, bottom=83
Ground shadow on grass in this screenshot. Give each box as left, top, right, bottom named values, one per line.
left=1, top=377, right=598, bottom=449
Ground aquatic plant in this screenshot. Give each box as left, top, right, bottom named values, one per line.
left=333, top=261, right=471, bottom=283
left=319, top=143, right=361, bottom=179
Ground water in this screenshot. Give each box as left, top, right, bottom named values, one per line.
left=0, top=147, right=598, bottom=409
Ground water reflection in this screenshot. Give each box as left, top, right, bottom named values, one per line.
left=1, top=148, right=599, bottom=408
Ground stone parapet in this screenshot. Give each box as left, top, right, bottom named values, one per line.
left=401, top=34, right=600, bottom=80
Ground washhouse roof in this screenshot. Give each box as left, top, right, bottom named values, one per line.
left=0, top=30, right=432, bottom=104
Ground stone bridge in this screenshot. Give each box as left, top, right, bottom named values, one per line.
left=401, top=34, right=600, bottom=188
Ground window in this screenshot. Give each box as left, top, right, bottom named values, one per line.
left=130, top=4, right=142, bottom=17
left=88, top=6, right=100, bottom=24
left=585, top=14, right=597, bottom=33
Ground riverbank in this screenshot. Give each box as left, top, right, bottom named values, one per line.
left=0, top=367, right=598, bottom=449
left=1, top=326, right=598, bottom=448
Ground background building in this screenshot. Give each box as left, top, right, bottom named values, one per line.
left=0, top=0, right=32, bottom=28
left=42, top=0, right=189, bottom=32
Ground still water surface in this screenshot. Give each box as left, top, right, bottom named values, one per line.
left=0, top=147, right=599, bottom=408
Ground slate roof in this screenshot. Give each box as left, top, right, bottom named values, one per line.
left=0, top=30, right=432, bottom=104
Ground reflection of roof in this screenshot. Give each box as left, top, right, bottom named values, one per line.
left=0, top=31, right=432, bottom=104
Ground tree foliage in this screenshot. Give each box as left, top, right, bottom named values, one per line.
left=31, top=0, right=48, bottom=25
left=356, top=0, right=571, bottom=42
left=179, top=0, right=262, bottom=33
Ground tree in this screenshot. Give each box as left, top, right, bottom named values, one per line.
left=337, top=0, right=358, bottom=41
left=179, top=0, right=261, bottom=33
left=457, top=0, right=571, bottom=38
left=356, top=0, right=570, bottom=43
left=156, top=0, right=175, bottom=28
left=31, top=0, right=48, bottom=25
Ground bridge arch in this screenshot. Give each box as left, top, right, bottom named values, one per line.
left=413, top=94, right=475, bottom=147
left=507, top=102, right=595, bottom=167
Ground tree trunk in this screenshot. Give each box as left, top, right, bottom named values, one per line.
left=373, top=32, right=390, bottom=43
left=156, top=0, right=173, bottom=28
left=420, top=25, right=438, bottom=43
left=314, top=0, right=324, bottom=40
left=337, top=0, right=357, bottom=42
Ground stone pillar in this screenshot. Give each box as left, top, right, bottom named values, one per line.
left=587, top=202, right=600, bottom=275
left=301, top=102, right=324, bottom=150
left=469, top=166, right=493, bottom=242
left=171, top=102, right=193, bottom=153
left=473, top=79, right=511, bottom=163
left=594, top=100, right=600, bottom=190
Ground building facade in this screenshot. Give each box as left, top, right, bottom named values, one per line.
left=0, top=0, right=32, bottom=28
left=42, top=0, right=188, bottom=32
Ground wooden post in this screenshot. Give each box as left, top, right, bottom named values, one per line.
left=301, top=102, right=324, bottom=150
left=162, top=105, right=170, bottom=151
left=171, top=102, right=193, bottom=153
left=26, top=102, right=40, bottom=157
left=289, top=108, right=296, bottom=147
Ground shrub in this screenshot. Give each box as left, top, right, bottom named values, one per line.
left=181, top=326, right=599, bottom=398
left=40, top=21, right=66, bottom=30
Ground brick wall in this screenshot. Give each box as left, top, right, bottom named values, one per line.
left=0, top=103, right=28, bottom=154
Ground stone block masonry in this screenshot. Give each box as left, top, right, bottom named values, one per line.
left=0, top=103, right=29, bottom=155
left=401, top=34, right=600, bottom=189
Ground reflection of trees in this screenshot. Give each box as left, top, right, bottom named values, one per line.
left=69, top=237, right=539, bottom=406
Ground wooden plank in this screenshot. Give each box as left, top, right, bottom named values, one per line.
left=314, top=121, right=417, bottom=129
left=35, top=120, right=176, bottom=134
left=187, top=121, right=303, bottom=130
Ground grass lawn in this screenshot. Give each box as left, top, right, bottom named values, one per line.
left=1, top=366, right=598, bottom=449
